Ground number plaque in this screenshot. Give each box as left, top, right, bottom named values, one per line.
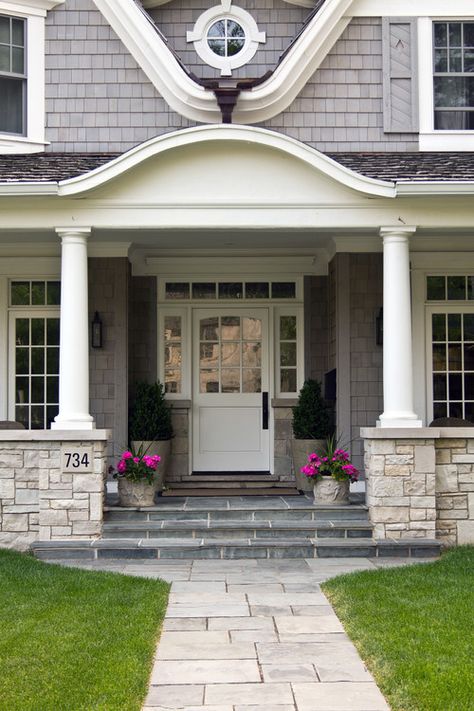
left=60, top=446, right=93, bottom=473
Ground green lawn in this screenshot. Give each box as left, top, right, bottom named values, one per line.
left=0, top=549, right=169, bottom=711
left=322, top=546, right=474, bottom=711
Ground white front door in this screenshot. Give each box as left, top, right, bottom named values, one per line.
left=192, top=308, right=270, bottom=472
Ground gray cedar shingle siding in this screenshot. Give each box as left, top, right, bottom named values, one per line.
left=45, top=0, right=193, bottom=153
left=44, top=4, right=420, bottom=153
left=148, top=0, right=310, bottom=80
left=262, top=18, right=419, bottom=152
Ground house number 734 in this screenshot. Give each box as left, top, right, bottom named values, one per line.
left=60, top=446, right=93, bottom=473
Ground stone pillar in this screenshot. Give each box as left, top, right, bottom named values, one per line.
left=53, top=228, right=94, bottom=430
left=362, top=428, right=436, bottom=540
left=378, top=227, right=421, bottom=427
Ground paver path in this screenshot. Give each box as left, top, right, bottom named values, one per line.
left=62, top=556, right=432, bottom=710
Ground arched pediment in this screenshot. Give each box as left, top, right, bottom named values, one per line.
left=59, top=126, right=395, bottom=203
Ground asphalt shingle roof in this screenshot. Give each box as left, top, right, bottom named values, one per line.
left=1, top=151, right=474, bottom=184
left=0, top=153, right=120, bottom=182
left=326, top=152, right=474, bottom=182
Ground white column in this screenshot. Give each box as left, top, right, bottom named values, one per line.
left=52, top=228, right=94, bottom=430
left=378, top=226, right=422, bottom=428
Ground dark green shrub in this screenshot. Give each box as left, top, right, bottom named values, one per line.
left=129, top=381, right=173, bottom=441
left=292, top=379, right=332, bottom=439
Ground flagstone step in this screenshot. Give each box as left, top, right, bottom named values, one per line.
left=104, top=501, right=370, bottom=524
left=102, top=519, right=374, bottom=540
left=31, top=536, right=442, bottom=561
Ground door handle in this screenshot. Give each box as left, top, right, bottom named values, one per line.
left=262, top=392, right=269, bottom=430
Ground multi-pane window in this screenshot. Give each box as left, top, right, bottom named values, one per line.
left=164, top=281, right=296, bottom=301
left=432, top=313, right=474, bottom=422
left=13, top=316, right=60, bottom=429
left=427, top=275, right=474, bottom=301
left=207, top=19, right=245, bottom=58
left=279, top=315, right=297, bottom=393
left=199, top=315, right=262, bottom=394
left=9, top=280, right=60, bottom=429
left=163, top=315, right=182, bottom=394
left=433, top=22, right=474, bottom=130
left=0, top=15, right=26, bottom=135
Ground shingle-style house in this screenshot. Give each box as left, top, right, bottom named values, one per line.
left=1, top=0, right=474, bottom=555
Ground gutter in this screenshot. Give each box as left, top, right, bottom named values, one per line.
left=0, top=182, right=58, bottom=196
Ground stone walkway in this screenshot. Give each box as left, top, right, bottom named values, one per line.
left=60, top=556, right=433, bottom=711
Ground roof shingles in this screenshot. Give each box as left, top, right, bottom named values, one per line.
left=1, top=151, right=474, bottom=184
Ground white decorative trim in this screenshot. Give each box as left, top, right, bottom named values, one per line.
left=92, top=0, right=353, bottom=124
left=397, top=182, right=474, bottom=196
left=57, top=125, right=395, bottom=199
left=352, top=0, right=474, bottom=16
left=0, top=429, right=109, bottom=440
left=0, top=0, right=63, bottom=16
left=0, top=138, right=49, bottom=154
left=186, top=1, right=265, bottom=77
left=0, top=4, right=53, bottom=153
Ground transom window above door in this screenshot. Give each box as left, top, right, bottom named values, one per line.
left=164, top=280, right=296, bottom=301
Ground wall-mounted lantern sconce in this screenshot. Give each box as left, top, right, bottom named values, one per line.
left=91, top=311, right=103, bottom=348
left=376, top=307, right=383, bottom=346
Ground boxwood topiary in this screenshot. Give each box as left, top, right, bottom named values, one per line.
left=292, top=379, right=332, bottom=440
left=129, top=381, right=173, bottom=442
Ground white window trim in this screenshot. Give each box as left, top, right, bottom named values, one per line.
left=418, top=16, right=474, bottom=151
left=412, top=258, right=474, bottom=426
left=425, top=303, right=474, bottom=425
left=0, top=1, right=63, bottom=154
left=274, top=305, right=304, bottom=399
left=186, top=1, right=265, bottom=77
left=158, top=306, right=190, bottom=400
left=8, top=307, right=60, bottom=424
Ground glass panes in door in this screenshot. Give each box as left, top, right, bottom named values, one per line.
left=14, top=316, right=60, bottom=428
left=432, top=312, right=474, bottom=422
left=199, top=315, right=262, bottom=394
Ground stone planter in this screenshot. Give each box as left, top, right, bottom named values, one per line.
left=117, top=477, right=159, bottom=507
left=291, top=439, right=325, bottom=493
left=313, top=477, right=350, bottom=505
left=131, top=440, right=171, bottom=493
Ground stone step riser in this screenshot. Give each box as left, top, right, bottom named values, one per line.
left=104, top=508, right=369, bottom=523
left=33, top=539, right=442, bottom=561
left=170, top=481, right=293, bottom=488
left=102, top=527, right=373, bottom=540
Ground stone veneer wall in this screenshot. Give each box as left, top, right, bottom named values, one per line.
left=0, top=434, right=108, bottom=547
left=168, top=403, right=190, bottom=481
left=363, top=429, right=474, bottom=545
left=273, top=401, right=296, bottom=482
left=435, top=437, right=474, bottom=545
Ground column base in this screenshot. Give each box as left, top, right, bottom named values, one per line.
left=377, top=417, right=423, bottom=428
left=52, top=416, right=95, bottom=430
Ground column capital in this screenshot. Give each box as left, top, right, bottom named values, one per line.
left=379, top=225, right=417, bottom=241
left=55, top=227, right=92, bottom=241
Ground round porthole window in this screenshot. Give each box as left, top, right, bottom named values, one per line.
left=207, top=19, right=245, bottom=58
left=186, top=1, right=266, bottom=76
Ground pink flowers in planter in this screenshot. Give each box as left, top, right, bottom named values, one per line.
left=301, top=438, right=359, bottom=483
left=114, top=449, right=161, bottom=485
